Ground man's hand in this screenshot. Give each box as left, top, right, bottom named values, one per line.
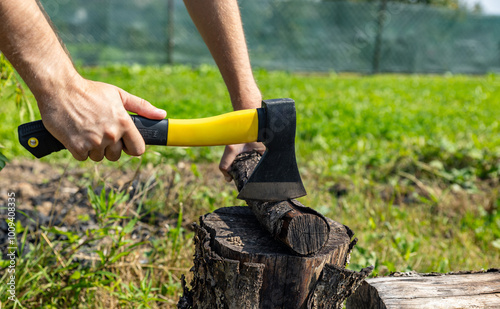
left=219, top=142, right=265, bottom=182
left=39, top=77, right=166, bottom=161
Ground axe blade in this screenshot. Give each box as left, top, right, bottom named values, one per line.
left=237, top=98, right=307, bottom=201
left=236, top=149, right=307, bottom=201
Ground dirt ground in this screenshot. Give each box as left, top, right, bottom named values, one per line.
left=0, top=159, right=201, bottom=259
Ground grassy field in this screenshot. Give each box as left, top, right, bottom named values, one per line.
left=0, top=62, right=499, bottom=308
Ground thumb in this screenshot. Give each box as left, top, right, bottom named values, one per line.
left=119, top=88, right=166, bottom=120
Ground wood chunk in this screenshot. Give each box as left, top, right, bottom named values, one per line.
left=229, top=151, right=330, bottom=256
left=346, top=269, right=500, bottom=309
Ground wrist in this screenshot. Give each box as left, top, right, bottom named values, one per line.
left=34, top=65, right=85, bottom=118
left=27, top=48, right=81, bottom=97
left=229, top=81, right=262, bottom=110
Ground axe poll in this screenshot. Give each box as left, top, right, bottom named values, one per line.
left=18, top=98, right=307, bottom=202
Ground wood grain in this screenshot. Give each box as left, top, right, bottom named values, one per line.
left=346, top=269, right=500, bottom=309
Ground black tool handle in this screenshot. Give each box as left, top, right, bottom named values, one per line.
left=18, top=115, right=168, bottom=158
left=18, top=120, right=65, bottom=159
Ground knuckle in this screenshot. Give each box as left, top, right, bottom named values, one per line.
left=70, top=133, right=97, bottom=149
left=88, top=137, right=102, bottom=148
left=139, top=99, right=150, bottom=110
left=118, top=114, right=133, bottom=128
left=219, top=162, right=229, bottom=172
left=103, top=130, right=120, bottom=143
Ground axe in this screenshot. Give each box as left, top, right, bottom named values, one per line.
left=18, top=98, right=306, bottom=202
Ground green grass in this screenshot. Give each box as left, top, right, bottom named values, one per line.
left=1, top=63, right=499, bottom=308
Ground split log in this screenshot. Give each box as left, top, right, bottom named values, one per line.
left=229, top=151, right=330, bottom=256
left=346, top=269, right=500, bottom=309
left=178, top=206, right=372, bottom=309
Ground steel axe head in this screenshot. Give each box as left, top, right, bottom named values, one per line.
left=237, top=98, right=307, bottom=201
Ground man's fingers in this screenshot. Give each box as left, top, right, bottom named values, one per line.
left=254, top=145, right=266, bottom=155
left=64, top=125, right=129, bottom=161
left=105, top=140, right=123, bottom=161
left=68, top=148, right=89, bottom=161
left=121, top=121, right=146, bottom=157
left=219, top=142, right=267, bottom=182
left=219, top=144, right=244, bottom=182
left=118, top=89, right=162, bottom=157
left=119, top=88, right=166, bottom=120
left=89, top=148, right=105, bottom=162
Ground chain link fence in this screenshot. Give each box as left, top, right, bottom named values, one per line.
left=41, top=0, right=500, bottom=74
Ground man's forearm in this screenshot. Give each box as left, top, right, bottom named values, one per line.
left=183, top=0, right=261, bottom=110
left=183, top=0, right=264, bottom=180
left=0, top=0, right=167, bottom=162
left=0, top=0, right=80, bottom=104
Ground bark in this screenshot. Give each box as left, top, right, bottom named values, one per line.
left=178, top=219, right=264, bottom=309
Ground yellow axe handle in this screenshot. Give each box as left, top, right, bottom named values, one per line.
left=167, top=109, right=259, bottom=146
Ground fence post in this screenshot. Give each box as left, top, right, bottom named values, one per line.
left=166, top=0, right=175, bottom=64
left=372, top=0, right=388, bottom=74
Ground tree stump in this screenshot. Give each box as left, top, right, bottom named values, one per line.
left=229, top=151, right=330, bottom=256
left=178, top=206, right=372, bottom=309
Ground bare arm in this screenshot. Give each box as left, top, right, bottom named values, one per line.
left=183, top=0, right=264, bottom=180
left=183, top=0, right=261, bottom=110
left=0, top=0, right=165, bottom=161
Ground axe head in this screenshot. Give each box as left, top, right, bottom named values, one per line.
left=237, top=98, right=307, bottom=201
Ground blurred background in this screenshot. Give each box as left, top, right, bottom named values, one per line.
left=41, top=0, right=500, bottom=74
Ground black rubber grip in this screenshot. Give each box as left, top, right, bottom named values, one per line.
left=130, top=115, right=168, bottom=145
left=18, top=115, right=169, bottom=158
left=18, top=120, right=65, bottom=158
